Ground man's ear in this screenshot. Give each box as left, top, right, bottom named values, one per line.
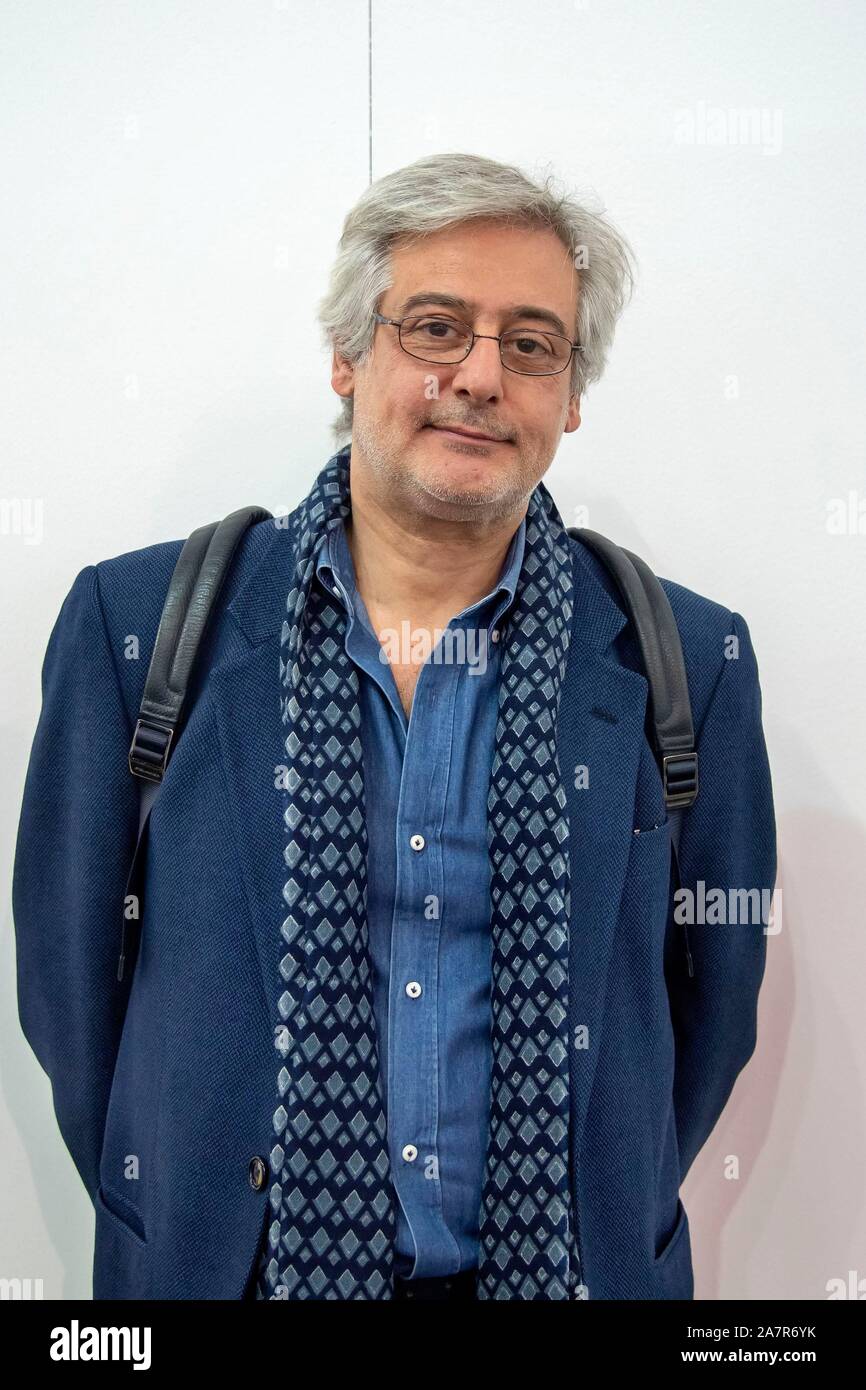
left=564, top=393, right=581, bottom=434
left=331, top=347, right=355, bottom=399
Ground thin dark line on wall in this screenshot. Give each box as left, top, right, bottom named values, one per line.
left=368, top=0, right=373, bottom=184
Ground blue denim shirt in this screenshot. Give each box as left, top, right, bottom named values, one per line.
left=313, top=512, right=526, bottom=1277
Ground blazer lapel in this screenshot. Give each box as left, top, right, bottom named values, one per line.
left=559, top=542, right=648, bottom=1157
left=210, top=520, right=298, bottom=1016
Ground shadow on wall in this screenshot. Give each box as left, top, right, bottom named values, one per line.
left=685, top=786, right=866, bottom=1300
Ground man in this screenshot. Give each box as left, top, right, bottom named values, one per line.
left=13, top=152, right=776, bottom=1301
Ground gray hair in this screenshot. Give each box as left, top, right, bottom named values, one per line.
left=316, top=152, right=637, bottom=447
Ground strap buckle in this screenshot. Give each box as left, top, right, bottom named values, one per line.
left=128, top=717, right=174, bottom=783
left=662, top=751, right=699, bottom=809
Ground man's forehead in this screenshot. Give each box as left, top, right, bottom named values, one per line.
left=386, top=226, right=580, bottom=328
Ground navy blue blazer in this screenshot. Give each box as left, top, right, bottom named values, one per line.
left=12, top=508, right=776, bottom=1300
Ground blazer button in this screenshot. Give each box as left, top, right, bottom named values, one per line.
left=249, top=1155, right=269, bottom=1191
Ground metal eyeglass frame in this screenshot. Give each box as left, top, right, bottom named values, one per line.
left=372, top=311, right=583, bottom=377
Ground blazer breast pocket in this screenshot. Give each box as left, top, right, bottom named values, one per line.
left=622, top=813, right=674, bottom=1033
left=632, top=813, right=670, bottom=837
left=626, top=813, right=672, bottom=897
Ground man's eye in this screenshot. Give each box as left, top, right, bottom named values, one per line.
left=419, top=318, right=460, bottom=338
left=512, top=335, right=553, bottom=356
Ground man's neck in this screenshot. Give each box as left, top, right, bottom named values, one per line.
left=344, top=488, right=525, bottom=628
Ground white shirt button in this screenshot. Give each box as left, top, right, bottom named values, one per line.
left=401, top=1143, right=418, bottom=1162
left=409, top=833, right=425, bottom=851
left=405, top=980, right=422, bottom=999
left=491, top=628, right=500, bottom=642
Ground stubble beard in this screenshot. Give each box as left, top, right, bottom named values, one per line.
left=351, top=414, right=545, bottom=525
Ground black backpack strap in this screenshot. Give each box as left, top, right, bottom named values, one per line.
left=567, top=527, right=699, bottom=811
left=567, top=526, right=698, bottom=977
left=118, top=504, right=273, bottom=980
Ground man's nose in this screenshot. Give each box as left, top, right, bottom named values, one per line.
left=448, top=335, right=506, bottom=400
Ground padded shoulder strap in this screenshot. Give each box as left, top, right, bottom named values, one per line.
left=128, top=505, right=273, bottom=786
left=566, top=526, right=699, bottom=811
left=117, top=504, right=272, bottom=981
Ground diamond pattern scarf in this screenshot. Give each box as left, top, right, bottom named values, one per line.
left=254, top=443, right=579, bottom=1300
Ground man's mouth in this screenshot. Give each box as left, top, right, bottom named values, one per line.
left=425, top=424, right=511, bottom=445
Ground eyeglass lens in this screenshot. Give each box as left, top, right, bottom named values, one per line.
left=399, top=316, right=571, bottom=374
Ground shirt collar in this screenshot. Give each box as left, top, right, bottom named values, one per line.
left=315, top=513, right=526, bottom=634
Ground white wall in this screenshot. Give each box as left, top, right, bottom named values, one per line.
left=2, top=0, right=864, bottom=1300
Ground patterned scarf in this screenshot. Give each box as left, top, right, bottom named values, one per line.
left=254, top=443, right=579, bottom=1300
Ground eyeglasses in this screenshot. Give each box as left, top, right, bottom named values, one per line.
left=373, top=311, right=583, bottom=377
